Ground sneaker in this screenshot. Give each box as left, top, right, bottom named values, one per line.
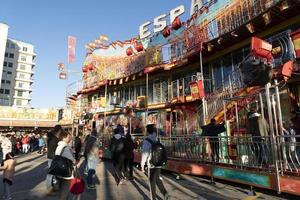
left=164, top=194, right=170, bottom=200
left=119, top=179, right=126, bottom=185
left=87, top=185, right=96, bottom=190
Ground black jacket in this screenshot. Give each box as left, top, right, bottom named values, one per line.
left=47, top=134, right=59, bottom=159
left=124, top=135, right=135, bottom=159
left=202, top=122, right=225, bottom=141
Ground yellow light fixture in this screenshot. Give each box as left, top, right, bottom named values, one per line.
left=262, top=12, right=271, bottom=25
left=246, top=23, right=255, bottom=33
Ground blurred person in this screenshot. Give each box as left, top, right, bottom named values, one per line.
left=124, top=132, right=135, bottom=180
left=46, top=125, right=62, bottom=195
left=74, top=134, right=82, bottom=163
left=38, top=135, right=45, bottom=154
left=21, top=134, right=30, bottom=154
left=86, top=143, right=99, bottom=189
left=1, top=135, right=12, bottom=159
left=0, top=153, right=16, bottom=200
left=109, top=126, right=126, bottom=185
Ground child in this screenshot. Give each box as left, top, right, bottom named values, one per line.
left=86, top=145, right=99, bottom=189
left=0, top=153, right=16, bottom=200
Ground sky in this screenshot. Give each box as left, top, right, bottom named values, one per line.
left=0, top=0, right=192, bottom=108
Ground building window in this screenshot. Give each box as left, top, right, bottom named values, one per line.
left=4, top=53, right=8, bottom=57
left=17, top=91, right=23, bottom=97
left=23, top=47, right=28, bottom=52
left=18, top=83, right=23, bottom=88
left=16, top=99, right=22, bottom=106
left=1, top=80, right=5, bottom=84
left=0, top=89, right=3, bottom=94
left=7, top=71, right=12, bottom=75
left=6, top=80, right=11, bottom=84
left=19, top=73, right=25, bottom=79
left=8, top=63, right=13, bottom=68
left=3, top=62, right=7, bottom=67
left=10, top=43, right=15, bottom=49
left=21, top=56, right=26, bottom=61
left=20, top=65, right=26, bottom=70
left=9, top=53, right=14, bottom=58
left=5, top=89, right=10, bottom=95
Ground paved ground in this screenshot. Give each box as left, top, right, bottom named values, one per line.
left=0, top=153, right=298, bottom=200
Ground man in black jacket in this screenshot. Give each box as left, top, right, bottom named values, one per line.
left=46, top=125, right=62, bottom=195
left=202, top=119, right=225, bottom=162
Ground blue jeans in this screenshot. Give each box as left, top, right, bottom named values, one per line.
left=87, top=169, right=95, bottom=185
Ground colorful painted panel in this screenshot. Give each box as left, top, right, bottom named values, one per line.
left=213, top=167, right=271, bottom=188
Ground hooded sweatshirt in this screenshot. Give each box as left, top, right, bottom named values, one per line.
left=141, top=133, right=157, bottom=169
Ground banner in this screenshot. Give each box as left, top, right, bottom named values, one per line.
left=190, top=80, right=205, bottom=100
left=68, top=36, right=76, bottom=64
left=0, top=107, right=58, bottom=121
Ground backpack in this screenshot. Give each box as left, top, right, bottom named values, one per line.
left=146, top=138, right=167, bottom=167
left=110, top=137, right=124, bottom=153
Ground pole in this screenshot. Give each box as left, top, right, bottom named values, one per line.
left=200, top=48, right=206, bottom=125
left=104, top=67, right=108, bottom=135
left=259, top=93, right=265, bottom=120
left=146, top=73, right=149, bottom=134
left=265, top=83, right=281, bottom=194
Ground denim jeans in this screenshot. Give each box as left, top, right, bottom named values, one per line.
left=87, top=169, right=95, bottom=186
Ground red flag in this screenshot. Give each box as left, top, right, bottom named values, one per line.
left=68, top=36, right=76, bottom=64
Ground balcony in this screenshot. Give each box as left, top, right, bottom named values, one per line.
left=14, top=86, right=33, bottom=91
left=13, top=95, right=32, bottom=100
left=17, top=59, right=36, bottom=66
left=15, top=77, right=34, bottom=83
left=16, top=68, right=35, bottom=74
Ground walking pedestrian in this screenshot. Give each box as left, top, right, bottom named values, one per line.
left=38, top=135, right=45, bottom=154
left=1, top=135, right=12, bottom=160
left=141, top=124, right=169, bottom=200
left=124, top=132, right=135, bottom=180
left=109, top=126, right=126, bottom=185
left=0, top=153, right=16, bottom=200
left=86, top=144, right=99, bottom=189
left=74, top=134, right=82, bottom=163
left=46, top=125, right=61, bottom=195
left=55, top=130, right=75, bottom=200
left=21, top=134, right=30, bottom=154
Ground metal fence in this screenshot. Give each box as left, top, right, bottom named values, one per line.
left=99, top=134, right=300, bottom=175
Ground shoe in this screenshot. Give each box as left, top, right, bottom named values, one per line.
left=164, top=194, right=170, bottom=200
left=119, top=179, right=126, bottom=185
left=87, top=185, right=96, bottom=190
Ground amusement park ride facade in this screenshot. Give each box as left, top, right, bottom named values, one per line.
left=65, top=0, right=300, bottom=196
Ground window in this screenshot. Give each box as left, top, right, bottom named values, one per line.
left=9, top=53, right=14, bottom=58
left=17, top=91, right=23, bottom=97
left=6, top=42, right=9, bottom=48
left=18, top=83, right=23, bottom=88
left=5, top=89, right=10, bottom=95
left=19, top=73, right=25, bottom=79
left=7, top=71, right=12, bottom=75
left=21, top=56, right=26, bottom=61
left=23, top=47, right=28, bottom=52
left=8, top=63, right=13, bottom=68
left=10, top=43, right=15, bottom=49
left=1, top=80, right=5, bottom=84
left=4, top=53, right=8, bottom=57
left=3, top=62, right=7, bottom=67
left=6, top=80, right=11, bottom=84
left=0, top=89, right=3, bottom=94
left=20, top=65, right=26, bottom=70
left=16, top=99, right=22, bottom=106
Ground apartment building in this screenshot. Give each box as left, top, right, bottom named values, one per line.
left=0, top=22, right=36, bottom=107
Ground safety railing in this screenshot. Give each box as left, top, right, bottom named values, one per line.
left=99, top=134, right=300, bottom=176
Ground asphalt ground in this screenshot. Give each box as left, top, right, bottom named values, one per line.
left=0, top=153, right=298, bottom=200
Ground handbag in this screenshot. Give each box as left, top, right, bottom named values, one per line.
left=69, top=167, right=85, bottom=195
left=48, top=146, right=74, bottom=178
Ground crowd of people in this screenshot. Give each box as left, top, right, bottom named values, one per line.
left=44, top=123, right=170, bottom=200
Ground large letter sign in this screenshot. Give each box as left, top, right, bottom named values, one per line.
left=170, top=5, right=185, bottom=23
left=139, top=21, right=151, bottom=39
left=154, top=14, right=167, bottom=33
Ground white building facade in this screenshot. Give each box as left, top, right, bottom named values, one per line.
left=0, top=23, right=36, bottom=107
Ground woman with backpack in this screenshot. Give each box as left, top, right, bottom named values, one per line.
left=109, top=126, right=126, bottom=185
left=54, top=130, right=75, bottom=200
